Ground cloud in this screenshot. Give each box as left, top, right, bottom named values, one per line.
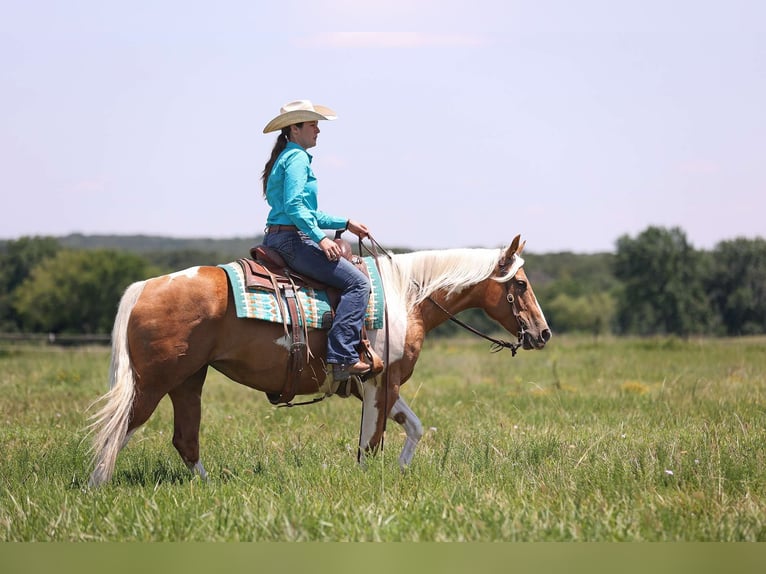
left=297, top=32, right=487, bottom=49
left=67, top=179, right=107, bottom=197
left=317, top=153, right=349, bottom=170
left=678, top=160, right=720, bottom=176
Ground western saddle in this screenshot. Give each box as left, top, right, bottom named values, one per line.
left=243, top=236, right=383, bottom=405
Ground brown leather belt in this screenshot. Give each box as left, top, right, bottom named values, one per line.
left=266, top=225, right=298, bottom=234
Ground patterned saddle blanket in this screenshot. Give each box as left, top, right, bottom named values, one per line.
left=218, top=257, right=385, bottom=330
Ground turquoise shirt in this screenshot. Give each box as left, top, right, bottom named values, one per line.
left=265, top=142, right=347, bottom=243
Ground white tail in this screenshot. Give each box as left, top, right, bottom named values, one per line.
left=87, top=281, right=146, bottom=487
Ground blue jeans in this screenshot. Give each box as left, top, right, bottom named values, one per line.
left=263, top=230, right=371, bottom=365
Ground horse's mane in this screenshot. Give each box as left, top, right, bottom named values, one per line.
left=384, top=247, right=521, bottom=307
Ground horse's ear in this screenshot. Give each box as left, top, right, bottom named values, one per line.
left=506, top=235, right=522, bottom=257
left=517, top=239, right=526, bottom=255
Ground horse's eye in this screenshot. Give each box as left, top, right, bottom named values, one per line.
left=515, top=280, right=527, bottom=291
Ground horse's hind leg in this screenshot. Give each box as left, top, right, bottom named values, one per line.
left=390, top=396, right=424, bottom=469
left=168, top=366, right=209, bottom=480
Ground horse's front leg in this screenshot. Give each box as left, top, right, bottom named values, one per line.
left=357, top=368, right=401, bottom=462
left=389, top=396, right=423, bottom=469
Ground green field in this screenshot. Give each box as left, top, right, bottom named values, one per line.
left=1, top=335, right=764, bottom=541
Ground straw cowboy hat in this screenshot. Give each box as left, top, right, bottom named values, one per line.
left=262, top=100, right=338, bottom=133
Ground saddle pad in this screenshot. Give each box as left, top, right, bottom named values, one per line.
left=218, top=257, right=385, bottom=330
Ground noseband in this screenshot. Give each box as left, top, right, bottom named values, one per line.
left=423, top=254, right=526, bottom=356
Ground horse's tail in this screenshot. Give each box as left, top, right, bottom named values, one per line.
left=87, top=280, right=147, bottom=487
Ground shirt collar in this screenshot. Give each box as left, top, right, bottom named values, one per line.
left=286, top=141, right=312, bottom=162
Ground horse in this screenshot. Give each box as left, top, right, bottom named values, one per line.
left=87, top=234, right=551, bottom=486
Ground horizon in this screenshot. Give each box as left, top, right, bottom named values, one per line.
left=3, top=227, right=763, bottom=256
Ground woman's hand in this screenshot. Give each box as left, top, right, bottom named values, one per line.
left=347, top=219, right=370, bottom=239
left=319, top=237, right=343, bottom=261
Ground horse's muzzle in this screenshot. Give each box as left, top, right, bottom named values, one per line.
left=522, top=328, right=551, bottom=350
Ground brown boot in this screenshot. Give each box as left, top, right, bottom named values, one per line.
left=332, top=361, right=371, bottom=382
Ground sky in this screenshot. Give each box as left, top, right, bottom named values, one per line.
left=1, top=0, right=764, bottom=253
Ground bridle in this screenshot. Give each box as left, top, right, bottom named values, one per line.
left=423, top=252, right=527, bottom=356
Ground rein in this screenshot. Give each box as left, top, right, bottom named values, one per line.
left=421, top=251, right=526, bottom=356
left=358, top=234, right=393, bottom=450
left=424, top=295, right=523, bottom=356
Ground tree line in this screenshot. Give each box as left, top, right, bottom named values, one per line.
left=1, top=226, right=764, bottom=337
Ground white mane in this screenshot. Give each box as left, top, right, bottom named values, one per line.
left=381, top=247, right=524, bottom=307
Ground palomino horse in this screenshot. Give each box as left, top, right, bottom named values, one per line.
left=87, top=235, right=550, bottom=486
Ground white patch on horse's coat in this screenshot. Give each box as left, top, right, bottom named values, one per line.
left=358, top=380, right=380, bottom=450
left=167, top=267, right=200, bottom=281
left=274, top=333, right=292, bottom=350
left=367, top=257, right=408, bottom=363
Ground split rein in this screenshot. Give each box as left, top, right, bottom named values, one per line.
left=423, top=295, right=523, bottom=356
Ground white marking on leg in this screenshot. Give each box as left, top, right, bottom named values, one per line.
left=192, top=461, right=208, bottom=481
left=358, top=379, right=380, bottom=452
left=390, top=397, right=423, bottom=468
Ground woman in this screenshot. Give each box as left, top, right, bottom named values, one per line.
left=261, top=100, right=372, bottom=381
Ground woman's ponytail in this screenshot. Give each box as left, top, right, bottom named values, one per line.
left=262, top=121, right=308, bottom=197
left=261, top=128, right=290, bottom=196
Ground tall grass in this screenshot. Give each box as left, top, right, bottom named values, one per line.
left=1, top=336, right=764, bottom=541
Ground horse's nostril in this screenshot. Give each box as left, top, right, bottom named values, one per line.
left=541, top=328, right=552, bottom=343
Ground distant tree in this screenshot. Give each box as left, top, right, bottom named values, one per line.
left=526, top=251, right=619, bottom=335
left=614, top=226, right=710, bottom=336
left=13, top=249, right=155, bottom=334
left=545, top=292, right=616, bottom=335
left=0, top=236, right=60, bottom=330
left=525, top=252, right=618, bottom=297
left=707, top=237, right=766, bottom=335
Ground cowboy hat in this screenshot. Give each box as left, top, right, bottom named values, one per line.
left=262, top=100, right=338, bottom=134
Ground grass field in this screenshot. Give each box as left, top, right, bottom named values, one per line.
left=1, top=335, right=764, bottom=541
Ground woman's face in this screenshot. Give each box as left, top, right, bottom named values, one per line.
left=290, top=121, right=320, bottom=149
